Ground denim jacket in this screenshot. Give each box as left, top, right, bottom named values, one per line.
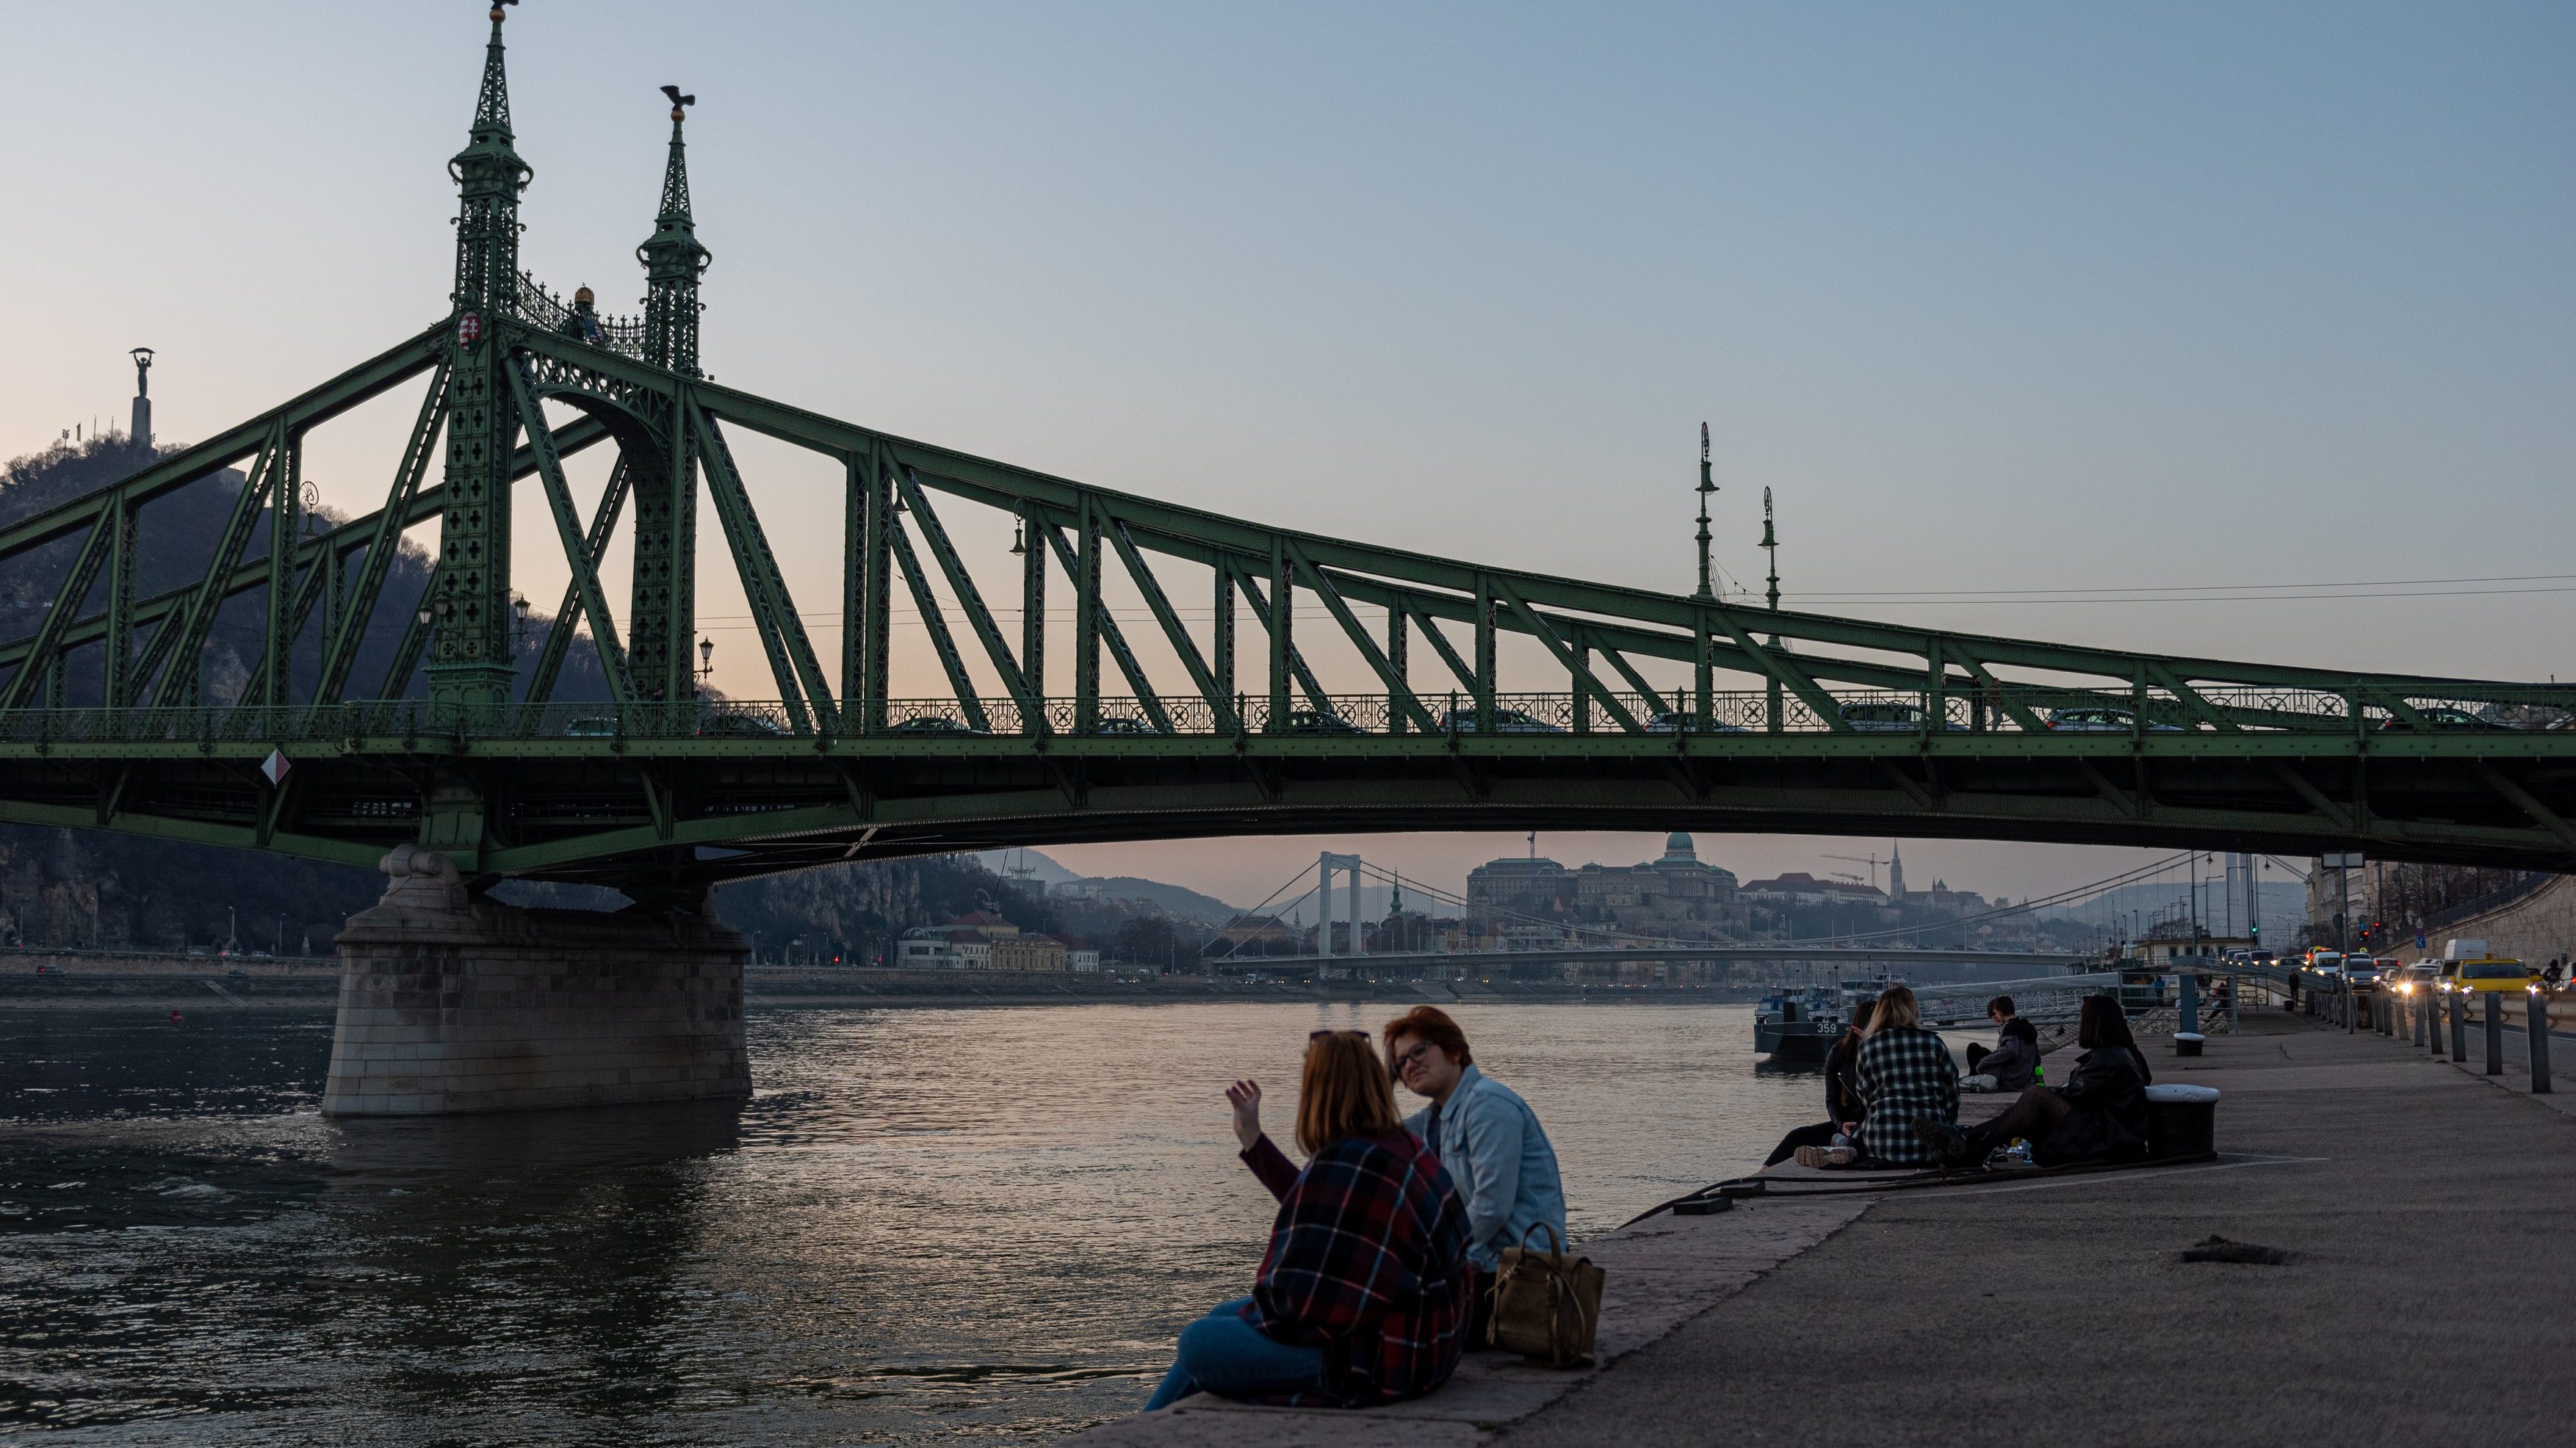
left=1402, top=1065, right=1567, bottom=1271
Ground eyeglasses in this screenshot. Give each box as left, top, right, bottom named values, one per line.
left=1389, top=1040, right=1435, bottom=1071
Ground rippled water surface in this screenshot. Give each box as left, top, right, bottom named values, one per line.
left=0, top=1001, right=1819, bottom=1443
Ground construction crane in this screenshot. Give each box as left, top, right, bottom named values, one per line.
left=1824, top=852, right=1890, bottom=892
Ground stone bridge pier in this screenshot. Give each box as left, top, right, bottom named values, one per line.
left=321, top=845, right=751, bottom=1115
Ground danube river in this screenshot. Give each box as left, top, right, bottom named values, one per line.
left=1, top=1000, right=1823, bottom=1444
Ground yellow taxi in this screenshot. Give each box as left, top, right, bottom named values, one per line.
left=2449, top=958, right=2534, bottom=993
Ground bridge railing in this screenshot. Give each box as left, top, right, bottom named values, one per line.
left=4, top=683, right=2574, bottom=744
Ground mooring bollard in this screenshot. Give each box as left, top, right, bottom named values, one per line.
left=2528, top=988, right=2553, bottom=1094
left=2483, top=991, right=2505, bottom=1076
left=2450, top=991, right=2469, bottom=1061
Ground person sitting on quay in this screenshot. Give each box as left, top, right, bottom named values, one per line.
left=1919, top=994, right=2153, bottom=1169
left=1963, top=995, right=2041, bottom=1093
left=1766, top=998, right=1875, bottom=1168
left=1381, top=1005, right=1566, bottom=1342
left=1142, top=1029, right=1471, bottom=1413
left=1850, top=985, right=1958, bottom=1168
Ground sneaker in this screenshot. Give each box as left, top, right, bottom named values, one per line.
left=1792, top=1144, right=1856, bottom=1169
left=1910, top=1115, right=1976, bottom=1167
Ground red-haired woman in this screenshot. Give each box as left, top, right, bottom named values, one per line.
left=1141, top=1030, right=1471, bottom=1412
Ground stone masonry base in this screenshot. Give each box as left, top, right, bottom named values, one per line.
left=321, top=846, right=750, bottom=1115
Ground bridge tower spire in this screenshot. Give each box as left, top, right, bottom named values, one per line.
left=629, top=84, right=710, bottom=703
left=1693, top=421, right=1717, bottom=601
left=428, top=1, right=534, bottom=706
left=641, top=86, right=710, bottom=379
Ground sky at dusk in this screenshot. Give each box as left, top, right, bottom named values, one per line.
left=3, top=3, right=2569, bottom=908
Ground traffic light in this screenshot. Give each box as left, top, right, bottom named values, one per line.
left=2249, top=922, right=2260, bottom=940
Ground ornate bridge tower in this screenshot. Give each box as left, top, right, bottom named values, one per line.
left=427, top=4, right=533, bottom=706
left=629, top=88, right=711, bottom=703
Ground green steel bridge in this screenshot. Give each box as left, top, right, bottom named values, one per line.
left=11, top=8, right=2576, bottom=902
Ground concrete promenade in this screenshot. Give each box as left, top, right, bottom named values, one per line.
left=1075, top=1008, right=2575, bottom=1447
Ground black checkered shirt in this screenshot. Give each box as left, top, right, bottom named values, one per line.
left=1855, top=1025, right=1960, bottom=1165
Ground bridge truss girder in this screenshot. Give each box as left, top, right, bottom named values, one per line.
left=0, top=728, right=2569, bottom=890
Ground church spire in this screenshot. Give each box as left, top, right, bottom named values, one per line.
left=641, top=85, right=712, bottom=377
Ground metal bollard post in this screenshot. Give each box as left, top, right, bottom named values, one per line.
left=2414, top=992, right=2429, bottom=1049
left=2483, top=991, right=2504, bottom=1075
left=2529, top=988, right=2553, bottom=1094
left=2450, top=991, right=2468, bottom=1061
left=2179, top=971, right=2199, bottom=1038
left=2346, top=985, right=2357, bottom=1034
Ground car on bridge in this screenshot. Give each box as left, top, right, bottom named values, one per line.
left=563, top=716, right=618, bottom=739
left=889, top=715, right=990, bottom=736
left=698, top=710, right=791, bottom=739
left=2045, top=706, right=2184, bottom=733
left=2378, top=706, right=2508, bottom=731
left=1642, top=710, right=1748, bottom=734
left=1437, top=707, right=1565, bottom=734
left=1837, top=701, right=1963, bottom=732
left=1280, top=710, right=1365, bottom=736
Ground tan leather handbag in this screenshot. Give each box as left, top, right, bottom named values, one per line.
left=1485, top=1223, right=1604, bottom=1367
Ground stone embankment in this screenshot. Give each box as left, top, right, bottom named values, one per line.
left=1075, top=1005, right=2574, bottom=1447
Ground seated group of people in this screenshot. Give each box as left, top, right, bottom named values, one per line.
left=1144, top=1007, right=1566, bottom=1413
left=1145, top=989, right=2160, bottom=1416
left=1765, top=987, right=2155, bottom=1172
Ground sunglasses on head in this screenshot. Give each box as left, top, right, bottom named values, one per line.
left=1309, top=1029, right=1372, bottom=1041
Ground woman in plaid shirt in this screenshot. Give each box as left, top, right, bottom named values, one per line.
left=1853, top=985, right=1960, bottom=1166
left=1141, top=1030, right=1472, bottom=1412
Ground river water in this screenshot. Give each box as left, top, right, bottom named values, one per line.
left=1, top=1000, right=1822, bottom=1444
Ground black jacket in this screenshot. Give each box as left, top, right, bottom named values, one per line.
left=2033, top=1045, right=2153, bottom=1165
left=1824, top=1032, right=1867, bottom=1126
left=1979, top=1018, right=2041, bottom=1091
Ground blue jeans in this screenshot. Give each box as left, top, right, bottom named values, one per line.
left=1143, top=1296, right=1327, bottom=1411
